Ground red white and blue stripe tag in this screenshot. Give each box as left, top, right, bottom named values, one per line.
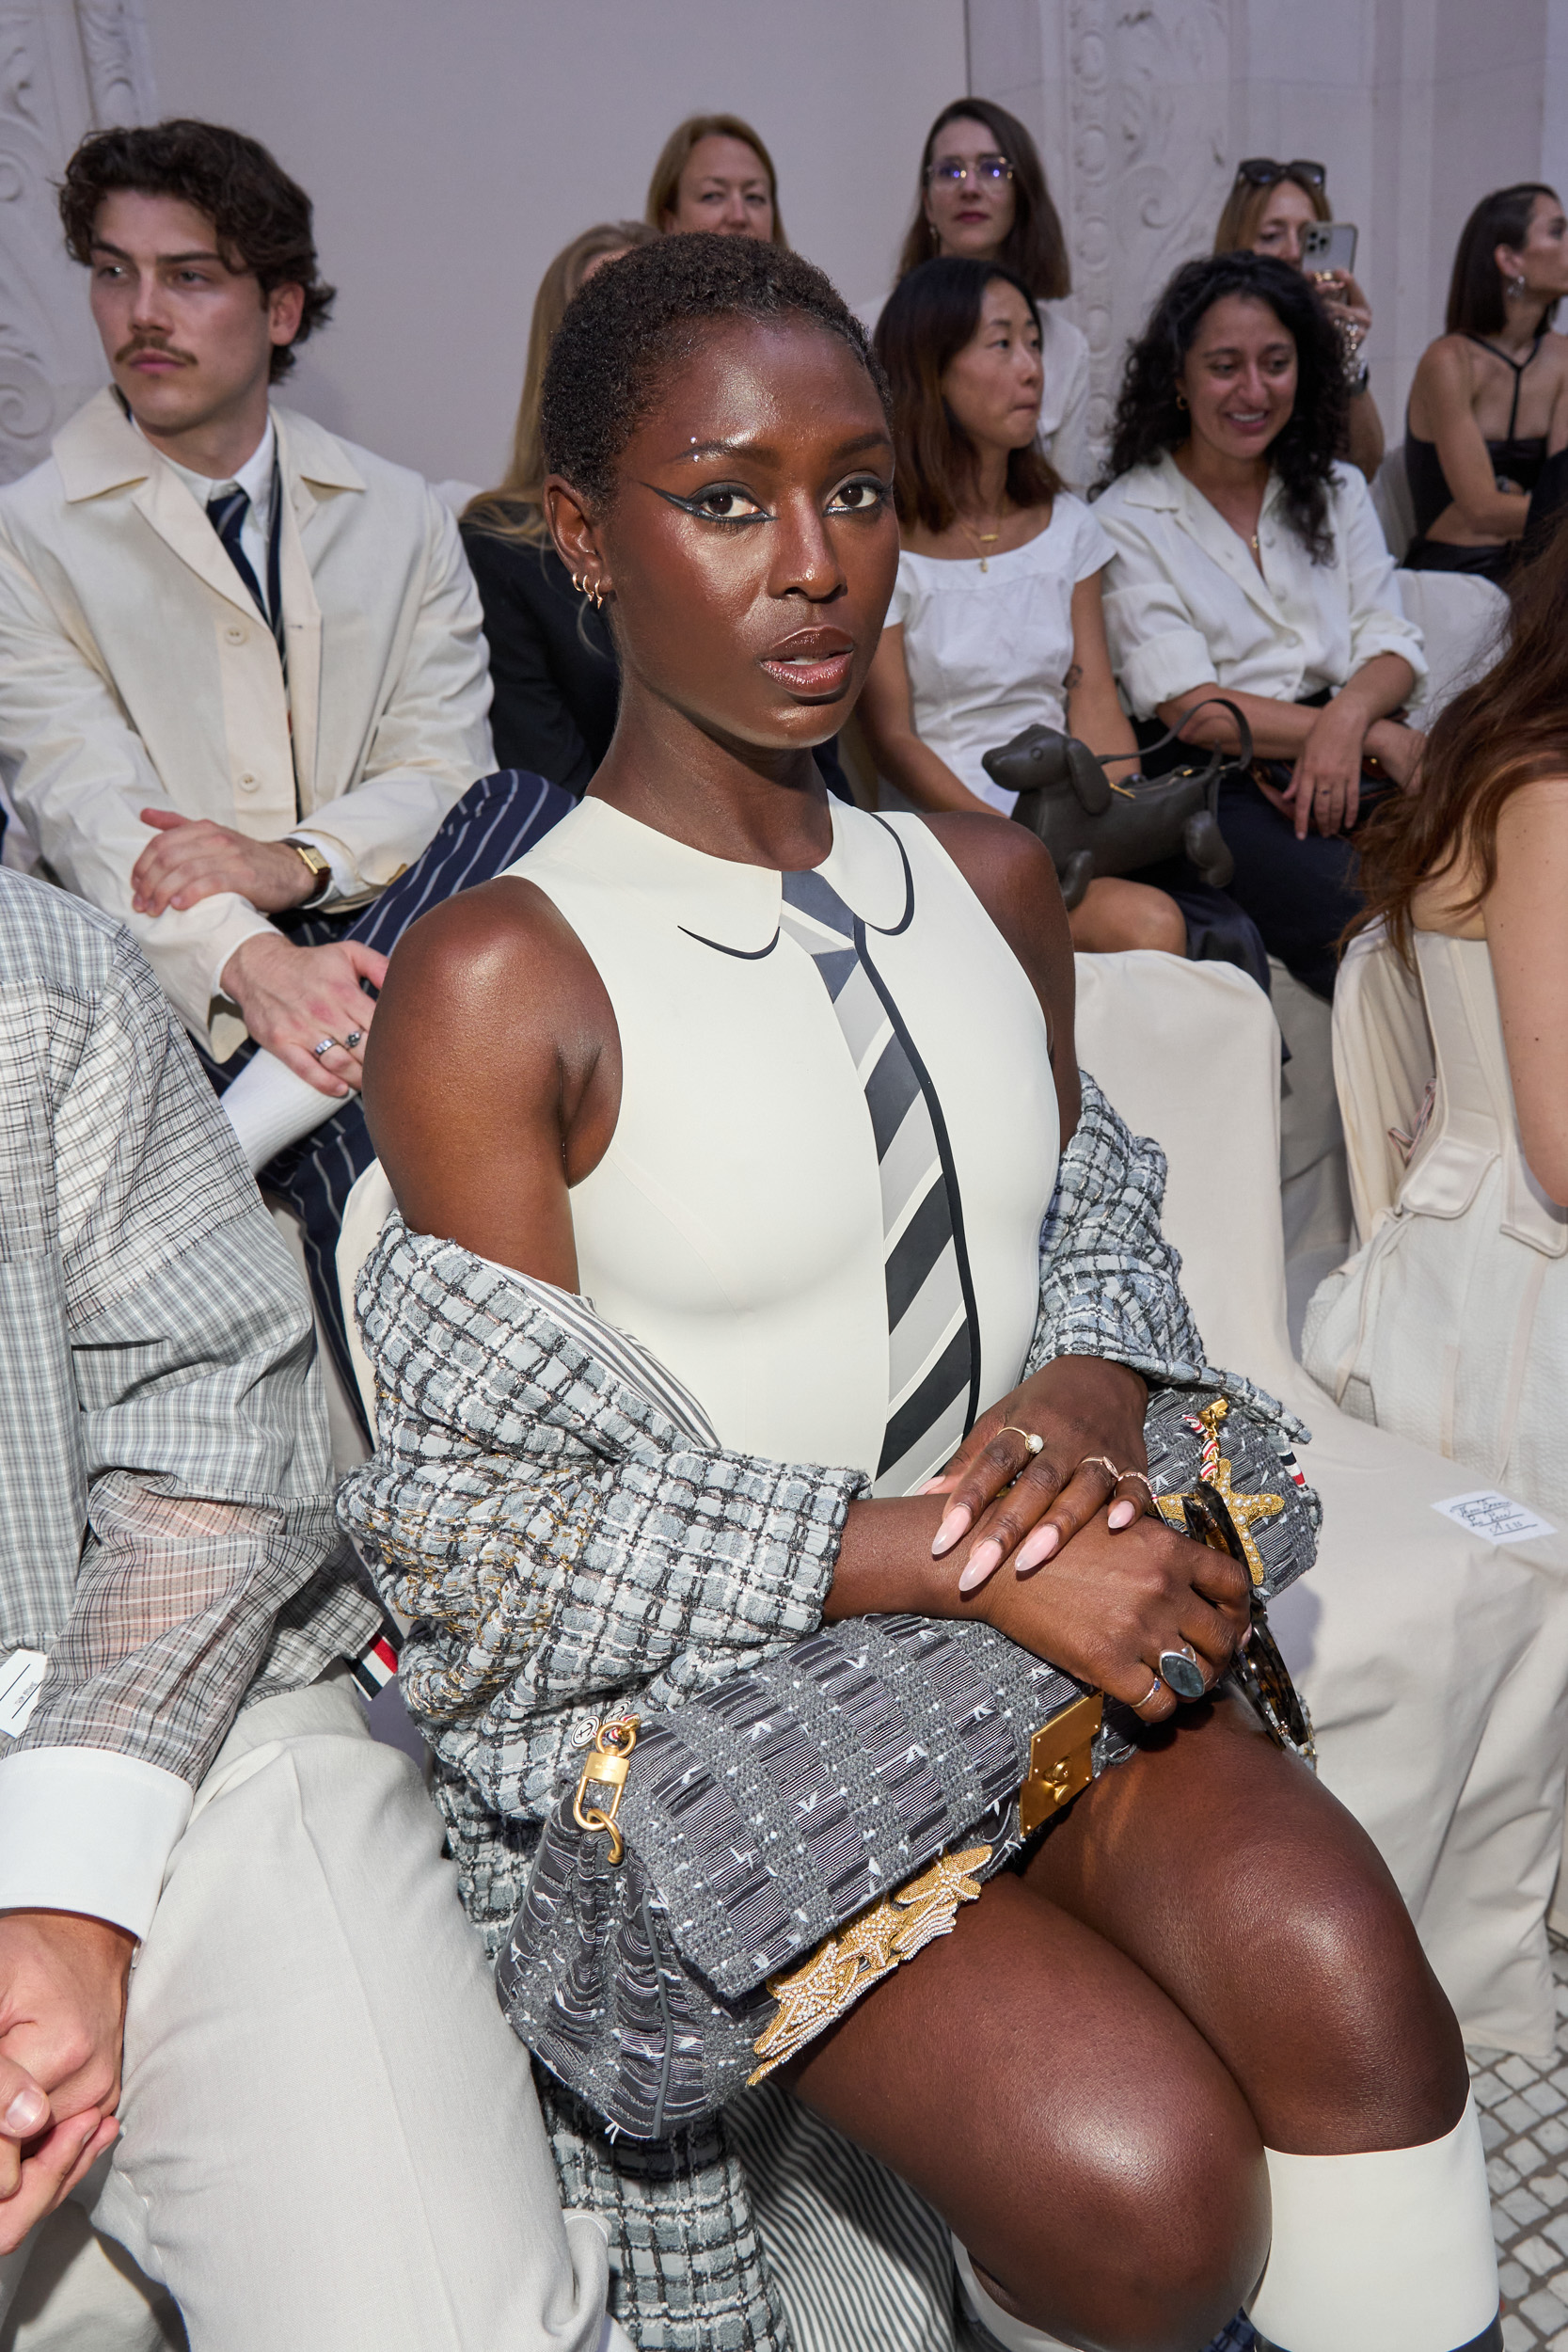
left=350, top=1619, right=402, bottom=1705
left=1275, top=1444, right=1308, bottom=1490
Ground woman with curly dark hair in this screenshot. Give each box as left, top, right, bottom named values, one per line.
left=1095, top=252, right=1427, bottom=997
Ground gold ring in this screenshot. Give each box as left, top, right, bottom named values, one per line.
left=1078, top=1454, right=1122, bottom=1485
left=1118, top=1470, right=1157, bottom=1506
left=999, top=1425, right=1044, bottom=1456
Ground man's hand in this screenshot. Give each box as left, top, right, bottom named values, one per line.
left=133, top=810, right=322, bottom=916
left=0, top=1912, right=134, bottom=2254
left=220, top=931, right=388, bottom=1096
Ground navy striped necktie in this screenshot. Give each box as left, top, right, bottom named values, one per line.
left=779, top=864, right=981, bottom=1495
left=206, top=482, right=285, bottom=660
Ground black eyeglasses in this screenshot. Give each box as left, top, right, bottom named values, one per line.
left=1235, top=157, right=1326, bottom=190
left=926, top=153, right=1015, bottom=187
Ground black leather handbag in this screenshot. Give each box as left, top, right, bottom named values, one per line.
left=985, top=699, right=1255, bottom=910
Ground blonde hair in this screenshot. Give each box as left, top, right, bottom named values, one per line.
left=1213, top=167, right=1330, bottom=255
left=644, top=113, right=789, bottom=247
left=463, top=219, right=657, bottom=548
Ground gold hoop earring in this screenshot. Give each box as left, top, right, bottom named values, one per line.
left=1175, top=389, right=1189, bottom=411
left=570, top=573, right=584, bottom=595
left=591, top=582, right=605, bottom=611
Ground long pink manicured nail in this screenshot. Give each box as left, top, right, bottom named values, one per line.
left=958, top=1537, right=1003, bottom=1595
left=931, top=1505, right=973, bottom=1558
left=1015, top=1522, right=1060, bottom=1574
left=915, top=1479, right=947, bottom=1497
left=1107, top=1499, right=1137, bottom=1530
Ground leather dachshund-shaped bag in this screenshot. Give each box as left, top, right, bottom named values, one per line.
left=985, top=698, right=1254, bottom=911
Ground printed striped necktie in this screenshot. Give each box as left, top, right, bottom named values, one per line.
left=779, top=863, right=981, bottom=1497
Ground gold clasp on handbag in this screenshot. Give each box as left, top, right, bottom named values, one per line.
left=1018, top=1691, right=1103, bottom=1836
left=572, top=1717, right=640, bottom=1865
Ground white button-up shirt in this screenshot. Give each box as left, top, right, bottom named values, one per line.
left=1094, top=452, right=1425, bottom=719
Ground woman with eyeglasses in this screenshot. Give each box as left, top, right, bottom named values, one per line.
left=863, top=99, right=1090, bottom=488
left=1095, top=252, right=1426, bottom=1002
left=1403, top=183, right=1568, bottom=583
left=1213, top=158, right=1385, bottom=483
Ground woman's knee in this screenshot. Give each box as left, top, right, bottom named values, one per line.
left=974, top=2083, right=1269, bottom=2349
left=1235, top=1822, right=1468, bottom=2152
left=1069, top=878, right=1189, bottom=956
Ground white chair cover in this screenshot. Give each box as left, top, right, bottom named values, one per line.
left=1396, top=566, right=1508, bottom=719
left=1074, top=951, right=1568, bottom=2056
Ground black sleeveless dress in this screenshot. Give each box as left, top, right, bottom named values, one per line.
left=1403, top=331, right=1547, bottom=582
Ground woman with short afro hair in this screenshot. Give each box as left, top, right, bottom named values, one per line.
left=342, top=231, right=1497, bottom=2352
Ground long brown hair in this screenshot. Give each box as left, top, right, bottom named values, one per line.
left=463, top=220, right=656, bottom=548
left=1446, top=183, right=1560, bottom=335
left=876, top=257, right=1060, bottom=534
left=643, top=114, right=789, bottom=247
left=1212, top=164, right=1331, bottom=256
left=895, top=98, right=1069, bottom=302
left=1354, top=513, right=1568, bottom=955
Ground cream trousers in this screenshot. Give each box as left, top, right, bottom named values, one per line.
left=0, top=1680, right=627, bottom=2352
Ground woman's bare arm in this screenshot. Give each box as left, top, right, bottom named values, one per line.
left=1487, top=776, right=1568, bottom=1203
left=1062, top=573, right=1139, bottom=762
left=856, top=623, right=1001, bottom=816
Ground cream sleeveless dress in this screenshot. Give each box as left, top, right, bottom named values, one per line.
left=504, top=795, right=1060, bottom=1492
left=1303, top=927, right=1568, bottom=1519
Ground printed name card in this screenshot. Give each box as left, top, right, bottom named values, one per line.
left=1433, top=1490, right=1558, bottom=1548
left=0, top=1649, right=49, bottom=1738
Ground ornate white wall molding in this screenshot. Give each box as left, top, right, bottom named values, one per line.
left=0, top=0, right=155, bottom=484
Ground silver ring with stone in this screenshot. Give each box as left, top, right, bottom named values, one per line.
left=345, top=1029, right=363, bottom=1049
left=1159, top=1644, right=1207, bottom=1702
left=311, top=1037, right=336, bottom=1060
left=1136, top=1672, right=1164, bottom=1709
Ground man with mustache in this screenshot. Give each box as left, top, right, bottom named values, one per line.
left=0, top=115, right=577, bottom=1410
left=0, top=119, right=620, bottom=2352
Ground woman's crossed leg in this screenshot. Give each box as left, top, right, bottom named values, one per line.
left=790, top=1695, right=1490, bottom=2352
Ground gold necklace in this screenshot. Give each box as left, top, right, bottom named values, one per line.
left=960, top=509, right=1007, bottom=571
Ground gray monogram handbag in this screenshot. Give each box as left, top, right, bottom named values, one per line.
left=496, top=1389, right=1317, bottom=2140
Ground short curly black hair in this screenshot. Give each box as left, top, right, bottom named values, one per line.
left=1099, top=251, right=1347, bottom=563
left=540, top=231, right=888, bottom=511
left=59, top=119, right=335, bottom=383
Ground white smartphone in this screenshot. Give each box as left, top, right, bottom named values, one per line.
left=1300, top=220, right=1358, bottom=278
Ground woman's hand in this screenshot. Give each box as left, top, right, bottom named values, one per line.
left=1312, top=270, right=1372, bottom=347
left=1365, top=718, right=1426, bottom=792
left=1281, top=701, right=1370, bottom=838
left=924, top=1357, right=1153, bottom=1595
left=973, top=1503, right=1251, bottom=1727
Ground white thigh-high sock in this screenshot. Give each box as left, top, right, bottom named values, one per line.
left=1249, top=2095, right=1498, bottom=2352
left=952, top=2237, right=1075, bottom=2349
left=221, top=1050, right=341, bottom=1172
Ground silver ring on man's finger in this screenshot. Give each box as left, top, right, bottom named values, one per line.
left=1159, top=1644, right=1207, bottom=1702
left=311, top=1037, right=336, bottom=1060
left=345, top=1029, right=363, bottom=1049
left=1136, top=1673, right=1164, bottom=1709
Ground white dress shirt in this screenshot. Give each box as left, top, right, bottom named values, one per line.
left=1094, top=453, right=1426, bottom=719
left=140, top=412, right=277, bottom=614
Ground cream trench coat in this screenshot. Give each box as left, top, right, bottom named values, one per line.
left=0, top=389, right=494, bottom=1056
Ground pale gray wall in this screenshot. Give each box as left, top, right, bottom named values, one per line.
left=137, top=0, right=969, bottom=485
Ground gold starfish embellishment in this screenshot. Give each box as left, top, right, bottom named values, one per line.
left=748, top=1845, right=991, bottom=2083
left=1155, top=1399, right=1283, bottom=1587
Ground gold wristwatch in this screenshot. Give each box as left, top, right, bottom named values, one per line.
left=284, top=835, right=333, bottom=906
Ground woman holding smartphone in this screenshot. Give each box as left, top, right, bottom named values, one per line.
left=1213, top=157, right=1385, bottom=481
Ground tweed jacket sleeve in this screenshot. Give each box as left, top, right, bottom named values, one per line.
left=337, top=1219, right=862, bottom=1823
left=0, top=877, right=376, bottom=1935
left=1028, top=1071, right=1312, bottom=1453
